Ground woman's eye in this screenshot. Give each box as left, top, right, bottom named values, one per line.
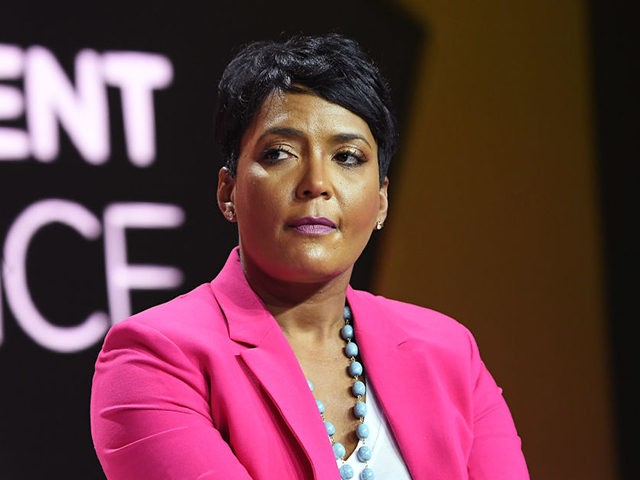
left=262, top=147, right=294, bottom=163
left=335, top=149, right=365, bottom=167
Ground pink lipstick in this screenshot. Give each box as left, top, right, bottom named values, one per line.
left=288, top=217, right=337, bottom=235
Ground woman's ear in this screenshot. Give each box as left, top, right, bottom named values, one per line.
left=376, top=176, right=389, bottom=228
left=217, top=167, right=237, bottom=222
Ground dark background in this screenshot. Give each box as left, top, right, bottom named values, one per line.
left=589, top=0, right=639, bottom=476
left=0, top=2, right=422, bottom=478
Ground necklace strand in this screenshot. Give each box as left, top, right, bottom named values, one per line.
left=307, top=305, right=374, bottom=480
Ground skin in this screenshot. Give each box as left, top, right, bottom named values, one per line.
left=217, top=90, right=389, bottom=455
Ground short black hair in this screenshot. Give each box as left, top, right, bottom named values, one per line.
left=213, top=33, right=398, bottom=185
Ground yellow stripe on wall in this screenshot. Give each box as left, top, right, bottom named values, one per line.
left=376, top=1, right=617, bottom=478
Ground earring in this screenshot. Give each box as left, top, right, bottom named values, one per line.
left=375, top=220, right=384, bottom=230
left=224, top=204, right=236, bottom=221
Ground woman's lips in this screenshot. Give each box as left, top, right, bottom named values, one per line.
left=288, top=217, right=337, bottom=235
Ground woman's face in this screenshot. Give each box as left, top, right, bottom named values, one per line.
left=218, top=91, right=388, bottom=285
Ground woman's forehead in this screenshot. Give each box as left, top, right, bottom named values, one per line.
left=246, top=91, right=376, bottom=145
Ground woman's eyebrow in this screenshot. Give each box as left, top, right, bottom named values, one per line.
left=330, top=133, right=372, bottom=148
left=259, top=127, right=305, bottom=141
left=259, top=127, right=372, bottom=148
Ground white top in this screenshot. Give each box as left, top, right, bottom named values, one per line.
left=339, top=384, right=412, bottom=479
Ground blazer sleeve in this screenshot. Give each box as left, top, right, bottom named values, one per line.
left=466, top=331, right=530, bottom=480
left=90, top=319, right=254, bottom=480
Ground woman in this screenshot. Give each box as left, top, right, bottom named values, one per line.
left=90, top=33, right=529, bottom=480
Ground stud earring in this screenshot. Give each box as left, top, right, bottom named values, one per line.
left=224, top=204, right=236, bottom=221
left=375, top=220, right=384, bottom=230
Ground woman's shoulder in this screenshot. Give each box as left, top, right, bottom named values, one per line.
left=102, top=282, right=230, bottom=353
left=348, top=287, right=474, bottom=340
left=348, top=288, right=485, bottom=372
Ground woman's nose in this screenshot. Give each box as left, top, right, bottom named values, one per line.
left=295, top=156, right=333, bottom=200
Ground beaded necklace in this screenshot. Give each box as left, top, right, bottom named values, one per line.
left=306, top=305, right=374, bottom=480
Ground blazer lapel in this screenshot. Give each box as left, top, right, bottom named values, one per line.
left=347, top=287, right=450, bottom=479
left=238, top=330, right=338, bottom=479
left=210, top=249, right=337, bottom=479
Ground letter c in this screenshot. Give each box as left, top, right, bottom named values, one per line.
left=2, top=199, right=109, bottom=352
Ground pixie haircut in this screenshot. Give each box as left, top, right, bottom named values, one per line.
left=213, top=33, right=398, bottom=185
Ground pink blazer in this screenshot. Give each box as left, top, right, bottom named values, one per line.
left=90, top=248, right=529, bottom=479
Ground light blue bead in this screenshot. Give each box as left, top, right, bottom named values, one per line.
left=357, top=445, right=372, bottom=462
left=354, top=401, right=367, bottom=418
left=306, top=378, right=314, bottom=391
left=345, top=342, right=359, bottom=358
left=348, top=361, right=363, bottom=377
left=316, top=399, right=325, bottom=414
left=340, top=464, right=354, bottom=479
left=333, top=442, right=346, bottom=459
left=360, top=467, right=374, bottom=479
left=352, top=380, right=366, bottom=397
left=343, top=305, right=353, bottom=320
left=324, top=420, right=335, bottom=436
left=341, top=324, right=354, bottom=340
left=356, top=423, right=369, bottom=439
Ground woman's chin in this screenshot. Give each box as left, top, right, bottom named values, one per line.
left=275, top=256, right=350, bottom=285
left=249, top=252, right=352, bottom=287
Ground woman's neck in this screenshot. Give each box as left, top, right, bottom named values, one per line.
left=242, top=257, right=352, bottom=343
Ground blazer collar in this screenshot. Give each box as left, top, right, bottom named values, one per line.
left=209, top=247, right=338, bottom=479
left=209, top=247, right=274, bottom=346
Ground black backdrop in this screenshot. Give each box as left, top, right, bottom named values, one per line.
left=589, top=1, right=639, bottom=477
left=0, top=2, right=423, bottom=478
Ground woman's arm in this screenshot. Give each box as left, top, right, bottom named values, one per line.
left=466, top=333, right=530, bottom=480
left=90, top=320, right=254, bottom=480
